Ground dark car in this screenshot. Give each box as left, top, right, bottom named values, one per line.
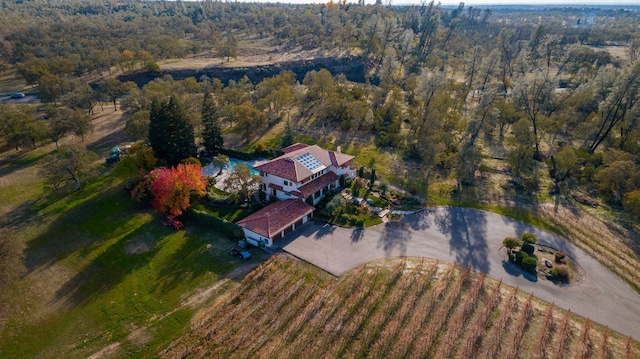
left=10, top=93, right=25, bottom=99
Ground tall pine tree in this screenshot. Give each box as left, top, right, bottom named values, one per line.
left=280, top=120, right=295, bottom=148
left=201, top=91, right=224, bottom=155
left=149, top=95, right=196, bottom=167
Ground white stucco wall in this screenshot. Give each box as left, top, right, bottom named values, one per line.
left=260, top=173, right=301, bottom=201
left=260, top=163, right=352, bottom=203
left=241, top=228, right=272, bottom=247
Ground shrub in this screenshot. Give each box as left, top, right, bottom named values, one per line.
left=522, top=256, right=538, bottom=273
left=352, top=177, right=366, bottom=194
left=180, top=157, right=201, bottom=165
left=515, top=251, right=528, bottom=265
left=521, top=242, right=535, bottom=255
left=503, top=237, right=521, bottom=250
left=206, top=176, right=217, bottom=189
left=623, top=189, right=640, bottom=221
left=521, top=232, right=538, bottom=244
left=340, top=213, right=350, bottom=224
left=550, top=265, right=570, bottom=282
left=325, top=195, right=348, bottom=216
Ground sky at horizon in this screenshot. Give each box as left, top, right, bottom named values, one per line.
left=243, top=0, right=639, bottom=6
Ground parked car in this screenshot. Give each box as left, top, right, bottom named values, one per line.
left=10, top=93, right=25, bottom=98
left=230, top=248, right=251, bottom=260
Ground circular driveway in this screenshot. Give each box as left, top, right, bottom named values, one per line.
left=280, top=206, right=640, bottom=338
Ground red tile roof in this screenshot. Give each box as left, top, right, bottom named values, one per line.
left=281, top=143, right=310, bottom=153
left=268, top=183, right=283, bottom=191
left=297, top=171, right=339, bottom=198
left=255, top=144, right=354, bottom=182
left=236, top=199, right=315, bottom=239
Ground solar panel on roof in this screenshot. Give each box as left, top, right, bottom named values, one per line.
left=296, top=153, right=324, bottom=171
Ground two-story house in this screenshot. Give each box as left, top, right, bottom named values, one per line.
left=254, top=143, right=355, bottom=206
left=236, top=143, right=355, bottom=247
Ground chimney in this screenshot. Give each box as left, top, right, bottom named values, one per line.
left=337, top=146, right=341, bottom=154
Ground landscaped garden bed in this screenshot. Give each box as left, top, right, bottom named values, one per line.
left=503, top=232, right=583, bottom=284
left=314, top=190, right=383, bottom=228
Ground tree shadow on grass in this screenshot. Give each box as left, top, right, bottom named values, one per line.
left=151, top=228, right=232, bottom=296
left=0, top=198, right=45, bottom=234
left=23, top=184, right=135, bottom=274
left=50, top=222, right=162, bottom=307
left=0, top=150, right=49, bottom=179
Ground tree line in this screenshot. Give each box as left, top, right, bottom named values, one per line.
left=2, top=1, right=640, bottom=219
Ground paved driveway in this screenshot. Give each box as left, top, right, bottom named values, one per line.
left=280, top=206, right=640, bottom=338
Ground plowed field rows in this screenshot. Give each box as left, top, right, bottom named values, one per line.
left=161, top=255, right=639, bottom=359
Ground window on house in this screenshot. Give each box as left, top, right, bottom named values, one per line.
left=284, top=180, right=289, bottom=186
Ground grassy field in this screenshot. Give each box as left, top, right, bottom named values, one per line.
left=0, top=117, right=269, bottom=358
left=162, top=255, right=640, bottom=359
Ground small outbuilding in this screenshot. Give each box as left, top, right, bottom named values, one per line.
left=236, top=199, right=315, bottom=247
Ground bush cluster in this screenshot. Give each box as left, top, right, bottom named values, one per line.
left=549, top=265, right=571, bottom=282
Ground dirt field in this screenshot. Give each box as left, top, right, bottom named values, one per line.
left=587, top=45, right=628, bottom=60
left=158, top=35, right=350, bottom=70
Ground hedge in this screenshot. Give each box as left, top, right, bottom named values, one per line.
left=220, top=148, right=275, bottom=161
left=522, top=256, right=538, bottom=273
left=186, top=208, right=244, bottom=240
left=521, top=242, right=535, bottom=255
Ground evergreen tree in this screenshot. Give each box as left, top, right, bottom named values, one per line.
left=149, top=95, right=196, bottom=167
left=280, top=120, right=295, bottom=148
left=201, top=91, right=224, bottom=155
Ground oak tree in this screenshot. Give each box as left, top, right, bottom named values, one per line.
left=39, top=145, right=100, bottom=191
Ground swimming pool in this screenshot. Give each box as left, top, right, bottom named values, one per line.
left=229, top=158, right=259, bottom=175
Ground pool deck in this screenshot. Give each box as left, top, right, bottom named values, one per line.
left=202, top=158, right=268, bottom=191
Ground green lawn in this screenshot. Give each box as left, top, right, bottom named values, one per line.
left=193, top=201, right=252, bottom=222
left=0, top=164, right=260, bottom=358
left=368, top=194, right=387, bottom=208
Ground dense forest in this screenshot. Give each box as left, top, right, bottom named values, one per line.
left=2, top=0, right=640, bottom=219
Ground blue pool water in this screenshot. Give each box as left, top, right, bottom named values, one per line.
left=229, top=158, right=259, bottom=175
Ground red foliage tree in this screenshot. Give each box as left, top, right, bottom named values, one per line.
left=149, top=164, right=207, bottom=217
